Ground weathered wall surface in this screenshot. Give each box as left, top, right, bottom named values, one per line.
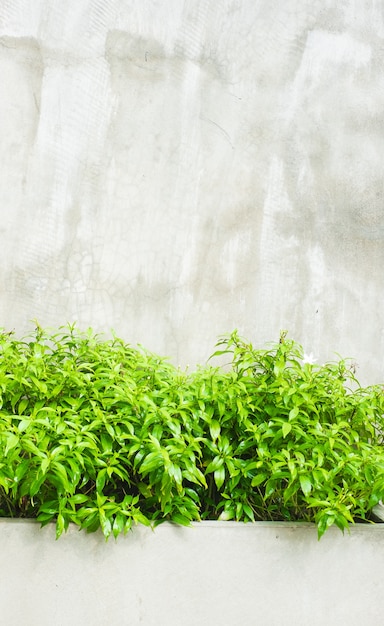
left=1, top=520, right=384, bottom=626
left=0, top=1, right=384, bottom=379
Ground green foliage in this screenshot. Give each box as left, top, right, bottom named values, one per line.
left=0, top=325, right=383, bottom=540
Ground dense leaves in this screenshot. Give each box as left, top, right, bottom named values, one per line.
left=0, top=325, right=383, bottom=539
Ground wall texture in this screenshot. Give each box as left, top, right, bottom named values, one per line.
left=0, top=1, right=384, bottom=380
left=1, top=520, right=384, bottom=626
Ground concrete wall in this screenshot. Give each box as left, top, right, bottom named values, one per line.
left=0, top=1, right=384, bottom=381
left=1, top=520, right=384, bottom=625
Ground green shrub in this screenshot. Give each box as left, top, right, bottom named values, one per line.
left=0, top=324, right=383, bottom=539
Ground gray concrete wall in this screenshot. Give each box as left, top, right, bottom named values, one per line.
left=0, top=2, right=384, bottom=381
left=1, top=520, right=384, bottom=625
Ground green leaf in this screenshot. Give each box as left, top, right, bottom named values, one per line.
left=4, top=433, right=19, bottom=455
left=40, top=456, right=50, bottom=475
left=206, top=456, right=224, bottom=473
left=17, top=419, right=30, bottom=432
left=282, top=422, right=292, bottom=438
left=18, top=398, right=29, bottom=415
left=132, top=511, right=151, bottom=527
left=243, top=503, right=255, bottom=521
left=56, top=513, right=67, bottom=539
left=214, top=466, right=225, bottom=490
left=170, top=512, right=191, bottom=526
left=299, top=474, right=312, bottom=497
left=251, top=473, right=267, bottom=487
left=68, top=494, right=89, bottom=506
left=30, top=473, right=46, bottom=497
left=112, top=513, right=125, bottom=538
left=289, top=406, right=299, bottom=420
left=209, top=420, right=221, bottom=442
left=140, top=452, right=163, bottom=474
left=96, top=469, right=107, bottom=493
left=51, top=462, right=72, bottom=493
left=31, top=376, right=48, bottom=395
left=100, top=433, right=113, bottom=453
left=264, top=479, right=276, bottom=499
left=99, top=512, right=112, bottom=539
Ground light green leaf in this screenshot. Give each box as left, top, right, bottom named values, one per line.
left=40, top=457, right=50, bottom=475
left=264, top=479, right=276, bottom=499
left=282, top=422, right=292, bottom=438
left=112, top=513, right=125, bottom=538
left=5, top=433, right=19, bottom=455
left=96, top=469, right=107, bottom=493
left=209, top=420, right=221, bottom=442
left=299, top=474, right=312, bottom=497
left=18, top=398, right=29, bottom=415
left=17, top=419, right=30, bottom=432
left=100, top=512, right=112, bottom=539
left=206, top=456, right=224, bottom=473
left=251, top=473, right=267, bottom=487
left=243, top=503, right=255, bottom=521
left=289, top=406, right=299, bottom=420
left=214, top=466, right=225, bottom=490
left=170, top=512, right=191, bottom=526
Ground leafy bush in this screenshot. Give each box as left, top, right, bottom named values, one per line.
left=0, top=325, right=383, bottom=539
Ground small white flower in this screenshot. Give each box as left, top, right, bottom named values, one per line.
left=302, top=352, right=317, bottom=365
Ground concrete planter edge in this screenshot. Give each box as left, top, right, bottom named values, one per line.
left=1, top=518, right=384, bottom=625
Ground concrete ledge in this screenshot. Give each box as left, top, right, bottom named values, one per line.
left=1, top=519, right=384, bottom=625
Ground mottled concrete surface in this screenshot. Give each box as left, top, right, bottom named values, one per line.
left=0, top=1, right=384, bottom=381
left=1, top=520, right=384, bottom=625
